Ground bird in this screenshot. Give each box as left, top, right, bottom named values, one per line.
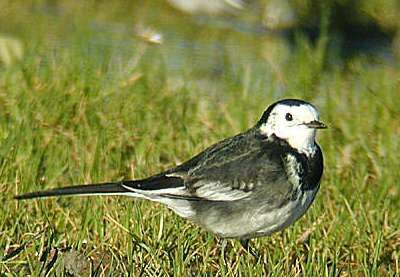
left=15, top=99, right=326, bottom=256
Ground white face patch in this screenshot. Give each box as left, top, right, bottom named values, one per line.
left=259, top=103, right=321, bottom=156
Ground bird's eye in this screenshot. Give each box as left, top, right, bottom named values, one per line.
left=285, top=113, right=293, bottom=121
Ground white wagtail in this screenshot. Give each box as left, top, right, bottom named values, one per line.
left=15, top=99, right=326, bottom=255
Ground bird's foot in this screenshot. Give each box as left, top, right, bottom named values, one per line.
left=240, top=239, right=261, bottom=260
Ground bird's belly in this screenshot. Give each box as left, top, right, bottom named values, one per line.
left=194, top=186, right=319, bottom=239
left=253, top=188, right=318, bottom=237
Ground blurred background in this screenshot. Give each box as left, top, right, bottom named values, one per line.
left=1, top=0, right=399, bottom=275
left=1, top=0, right=399, bottom=92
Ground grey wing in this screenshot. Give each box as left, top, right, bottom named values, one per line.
left=188, top=150, right=289, bottom=202
left=166, top=129, right=293, bottom=203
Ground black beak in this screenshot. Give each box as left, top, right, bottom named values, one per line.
left=304, top=120, right=327, bottom=129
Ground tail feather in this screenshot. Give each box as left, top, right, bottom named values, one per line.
left=14, top=177, right=196, bottom=218
left=14, top=175, right=185, bottom=200
left=14, top=182, right=129, bottom=200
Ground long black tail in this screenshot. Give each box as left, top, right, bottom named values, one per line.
left=15, top=174, right=184, bottom=200
left=14, top=182, right=129, bottom=200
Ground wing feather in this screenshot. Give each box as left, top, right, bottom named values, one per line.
left=159, top=128, right=287, bottom=202
left=124, top=128, right=287, bottom=203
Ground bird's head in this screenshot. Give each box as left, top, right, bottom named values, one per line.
left=257, top=99, right=326, bottom=155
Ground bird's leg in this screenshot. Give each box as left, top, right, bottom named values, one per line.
left=239, top=239, right=260, bottom=260
left=220, top=239, right=228, bottom=264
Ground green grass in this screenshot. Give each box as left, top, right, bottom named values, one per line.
left=1, top=1, right=399, bottom=276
